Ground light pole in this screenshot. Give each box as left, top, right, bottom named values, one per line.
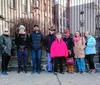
left=67, top=0, right=70, bottom=30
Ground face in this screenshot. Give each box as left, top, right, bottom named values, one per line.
left=19, top=29, right=26, bottom=34
left=75, top=32, right=80, bottom=37
left=85, top=32, right=89, bottom=38
left=49, top=30, right=55, bottom=35
left=34, top=26, right=39, bottom=31
left=56, top=34, right=62, bottom=40
left=66, top=33, right=70, bottom=37
left=4, top=30, right=9, bottom=35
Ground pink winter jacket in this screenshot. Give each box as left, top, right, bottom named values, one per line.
left=50, top=39, right=68, bottom=58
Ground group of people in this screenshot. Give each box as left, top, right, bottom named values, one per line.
left=0, top=24, right=96, bottom=75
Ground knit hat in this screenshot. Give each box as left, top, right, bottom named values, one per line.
left=19, top=25, right=25, bottom=30
left=18, top=25, right=26, bottom=34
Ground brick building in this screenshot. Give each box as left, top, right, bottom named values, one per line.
left=0, top=0, right=53, bottom=35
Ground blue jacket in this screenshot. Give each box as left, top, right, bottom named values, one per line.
left=30, top=31, right=43, bottom=51
left=85, top=35, right=96, bottom=55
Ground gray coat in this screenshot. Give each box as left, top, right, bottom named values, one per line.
left=0, top=35, right=12, bottom=56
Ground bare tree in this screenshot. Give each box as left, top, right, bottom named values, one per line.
left=10, top=18, right=39, bottom=36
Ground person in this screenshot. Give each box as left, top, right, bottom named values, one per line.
left=85, top=31, right=96, bottom=73
left=44, top=27, right=56, bottom=72
left=0, top=29, right=12, bottom=75
left=30, top=25, right=44, bottom=74
left=96, top=34, right=100, bottom=63
left=73, top=31, right=86, bottom=74
left=63, top=30, right=74, bottom=73
left=15, top=25, right=29, bottom=73
left=50, top=33, right=68, bottom=75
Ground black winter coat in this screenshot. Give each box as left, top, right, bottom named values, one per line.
left=44, top=34, right=56, bottom=53
left=30, top=31, right=43, bottom=51
left=63, top=36, right=74, bottom=57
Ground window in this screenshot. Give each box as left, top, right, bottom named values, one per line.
left=48, top=5, right=50, bottom=13
left=63, top=19, right=65, bottom=26
left=44, top=4, right=47, bottom=11
left=10, top=0, right=16, bottom=8
left=32, top=0, right=34, bottom=4
left=44, top=0, right=46, bottom=4
left=31, top=0, right=34, bottom=6
left=23, top=0, right=27, bottom=13
left=63, top=12, right=65, bottom=17
left=36, top=0, right=40, bottom=7
left=60, top=18, right=62, bottom=26
left=38, top=14, right=40, bottom=24
left=49, top=18, right=51, bottom=27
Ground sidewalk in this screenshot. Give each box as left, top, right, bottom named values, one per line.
left=0, top=71, right=100, bottom=85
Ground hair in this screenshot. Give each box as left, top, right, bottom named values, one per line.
left=34, top=25, right=39, bottom=27
left=85, top=31, right=90, bottom=35
left=56, top=33, right=62, bottom=37
left=75, top=31, right=81, bottom=37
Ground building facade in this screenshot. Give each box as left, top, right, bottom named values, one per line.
left=31, top=0, right=53, bottom=35
left=0, top=0, right=32, bottom=35
left=0, top=0, right=53, bottom=35
left=54, top=4, right=67, bottom=33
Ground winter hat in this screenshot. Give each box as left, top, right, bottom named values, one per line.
left=19, top=25, right=25, bottom=30
left=18, top=25, right=26, bottom=34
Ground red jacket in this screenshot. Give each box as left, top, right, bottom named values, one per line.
left=50, top=39, right=68, bottom=58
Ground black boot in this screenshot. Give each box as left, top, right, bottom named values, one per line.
left=18, top=69, right=20, bottom=73
left=24, top=69, right=27, bottom=73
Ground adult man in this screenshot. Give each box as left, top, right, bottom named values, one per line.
left=30, top=25, right=43, bottom=74
left=63, top=30, right=74, bottom=73
left=45, top=27, right=56, bottom=72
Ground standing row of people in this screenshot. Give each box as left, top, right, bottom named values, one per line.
left=0, top=25, right=96, bottom=75
left=46, top=29, right=96, bottom=75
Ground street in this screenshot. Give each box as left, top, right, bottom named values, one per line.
left=0, top=71, right=100, bottom=85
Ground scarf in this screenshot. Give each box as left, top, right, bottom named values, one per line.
left=73, top=37, right=80, bottom=42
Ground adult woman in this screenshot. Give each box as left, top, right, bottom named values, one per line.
left=85, top=31, right=96, bottom=73
left=50, top=33, right=68, bottom=75
left=73, top=31, right=86, bottom=73
left=0, top=29, right=12, bottom=75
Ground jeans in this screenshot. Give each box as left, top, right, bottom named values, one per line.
left=17, top=49, right=28, bottom=71
left=32, top=50, right=42, bottom=72
left=47, top=53, right=52, bottom=71
left=76, top=58, right=85, bottom=72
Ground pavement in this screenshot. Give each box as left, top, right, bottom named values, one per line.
left=0, top=71, right=100, bottom=85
